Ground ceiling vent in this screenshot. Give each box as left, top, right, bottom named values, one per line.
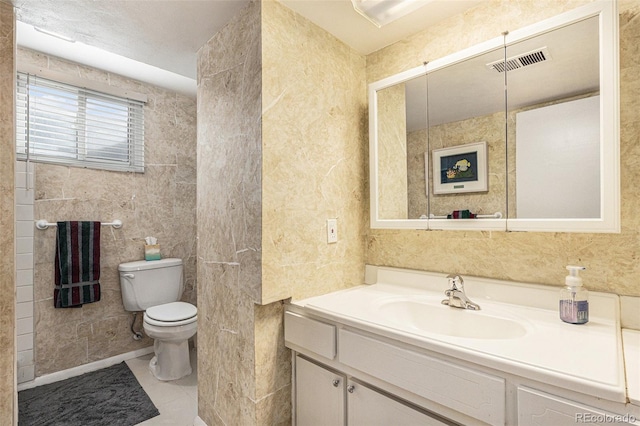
left=486, top=47, right=552, bottom=73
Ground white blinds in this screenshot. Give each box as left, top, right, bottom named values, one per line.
left=16, top=72, right=145, bottom=172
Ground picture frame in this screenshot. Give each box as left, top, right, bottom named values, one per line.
left=431, top=141, right=488, bottom=194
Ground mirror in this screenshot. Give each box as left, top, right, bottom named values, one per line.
left=369, top=1, right=618, bottom=232
left=427, top=47, right=506, bottom=226
left=375, top=74, right=427, bottom=220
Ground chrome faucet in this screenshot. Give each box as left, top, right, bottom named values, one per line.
left=441, top=274, right=481, bottom=310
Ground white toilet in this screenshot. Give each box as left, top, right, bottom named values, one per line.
left=118, top=258, right=197, bottom=381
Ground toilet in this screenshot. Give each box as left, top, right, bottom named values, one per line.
left=118, top=258, right=197, bottom=381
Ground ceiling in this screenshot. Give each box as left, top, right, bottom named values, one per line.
left=403, top=14, right=599, bottom=130
left=8, top=0, right=484, bottom=96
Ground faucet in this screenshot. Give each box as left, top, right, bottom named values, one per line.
left=441, top=274, right=481, bottom=310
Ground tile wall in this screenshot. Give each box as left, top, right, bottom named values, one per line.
left=197, top=1, right=263, bottom=423
left=18, top=48, right=198, bottom=378
left=0, top=0, right=16, bottom=420
left=14, top=161, right=34, bottom=384
left=0, top=2, right=17, bottom=426
left=197, top=0, right=367, bottom=423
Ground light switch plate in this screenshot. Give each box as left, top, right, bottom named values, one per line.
left=327, top=219, right=338, bottom=243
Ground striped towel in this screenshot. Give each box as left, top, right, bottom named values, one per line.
left=447, top=210, right=477, bottom=219
left=54, top=221, right=101, bottom=308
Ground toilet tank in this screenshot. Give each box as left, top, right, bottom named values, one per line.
left=119, top=258, right=184, bottom=311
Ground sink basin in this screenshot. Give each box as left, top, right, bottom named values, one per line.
left=378, top=299, right=528, bottom=339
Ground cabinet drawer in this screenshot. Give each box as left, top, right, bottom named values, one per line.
left=339, top=329, right=505, bottom=426
left=285, top=311, right=336, bottom=359
left=518, top=387, right=636, bottom=426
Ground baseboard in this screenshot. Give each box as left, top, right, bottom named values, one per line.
left=193, top=416, right=207, bottom=426
left=17, top=346, right=154, bottom=391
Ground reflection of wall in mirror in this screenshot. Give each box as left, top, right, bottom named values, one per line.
left=407, top=111, right=506, bottom=218
left=407, top=128, right=427, bottom=218
left=377, top=84, right=409, bottom=219
left=404, top=92, right=601, bottom=220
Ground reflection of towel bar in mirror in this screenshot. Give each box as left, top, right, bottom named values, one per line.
left=35, top=219, right=123, bottom=230
left=428, top=213, right=502, bottom=220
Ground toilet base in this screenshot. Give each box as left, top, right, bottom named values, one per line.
left=148, top=338, right=192, bottom=381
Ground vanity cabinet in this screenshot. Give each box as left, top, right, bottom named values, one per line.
left=339, top=328, right=504, bottom=425
left=286, top=308, right=638, bottom=426
left=517, top=387, right=636, bottom=426
left=295, top=356, right=345, bottom=426
left=347, top=379, right=449, bottom=426
left=295, top=355, right=449, bottom=426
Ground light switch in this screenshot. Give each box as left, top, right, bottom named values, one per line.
left=327, top=219, right=338, bottom=244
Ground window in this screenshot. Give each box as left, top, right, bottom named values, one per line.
left=16, top=72, right=144, bottom=172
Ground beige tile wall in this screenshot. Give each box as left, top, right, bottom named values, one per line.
left=376, top=84, right=409, bottom=219
left=0, top=1, right=16, bottom=421
left=197, top=0, right=366, bottom=423
left=196, top=1, right=263, bottom=423
left=17, top=49, right=198, bottom=376
left=407, top=128, right=428, bottom=218
left=366, top=0, right=640, bottom=296
left=261, top=0, right=367, bottom=304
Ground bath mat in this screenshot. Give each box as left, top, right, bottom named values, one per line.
left=18, top=362, right=159, bottom=426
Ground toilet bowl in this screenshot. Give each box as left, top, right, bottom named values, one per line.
left=143, top=301, right=197, bottom=381
left=119, top=258, right=197, bottom=381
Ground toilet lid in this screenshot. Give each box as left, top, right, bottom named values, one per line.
left=146, top=302, right=197, bottom=322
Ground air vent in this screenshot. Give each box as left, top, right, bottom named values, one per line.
left=486, top=47, right=552, bottom=73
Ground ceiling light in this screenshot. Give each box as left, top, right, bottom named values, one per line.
left=34, top=27, right=76, bottom=43
left=351, top=0, right=432, bottom=28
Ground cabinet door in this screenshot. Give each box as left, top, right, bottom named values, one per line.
left=347, top=381, right=452, bottom=426
left=295, top=356, right=345, bottom=426
left=518, top=387, right=635, bottom=426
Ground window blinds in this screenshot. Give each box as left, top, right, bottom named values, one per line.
left=16, top=72, right=145, bottom=172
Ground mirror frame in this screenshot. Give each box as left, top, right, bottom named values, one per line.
left=368, top=1, right=619, bottom=233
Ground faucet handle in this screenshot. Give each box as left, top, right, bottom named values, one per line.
left=446, top=274, right=464, bottom=290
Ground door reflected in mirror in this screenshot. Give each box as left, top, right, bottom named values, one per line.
left=507, top=16, right=600, bottom=219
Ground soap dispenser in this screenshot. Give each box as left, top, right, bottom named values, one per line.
left=559, top=266, right=589, bottom=324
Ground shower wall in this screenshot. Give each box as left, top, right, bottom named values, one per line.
left=15, top=161, right=34, bottom=384
left=17, top=48, right=198, bottom=377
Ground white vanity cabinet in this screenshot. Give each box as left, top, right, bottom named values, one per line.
left=287, top=312, right=456, bottom=426
left=346, top=379, right=450, bottom=426
left=295, top=356, right=345, bottom=426
left=517, top=387, right=637, bottom=426
left=285, top=308, right=638, bottom=426
left=295, top=355, right=450, bottom=426
left=285, top=267, right=638, bottom=425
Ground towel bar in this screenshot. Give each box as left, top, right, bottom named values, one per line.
left=35, top=219, right=123, bottom=230
left=429, top=212, right=503, bottom=219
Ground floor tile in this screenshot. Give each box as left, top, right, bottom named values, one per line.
left=128, top=348, right=198, bottom=425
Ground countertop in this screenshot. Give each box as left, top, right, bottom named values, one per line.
left=291, top=266, right=628, bottom=403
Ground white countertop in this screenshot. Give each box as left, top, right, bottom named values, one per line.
left=292, top=267, right=628, bottom=403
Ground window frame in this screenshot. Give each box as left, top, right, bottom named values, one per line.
left=16, top=71, right=146, bottom=173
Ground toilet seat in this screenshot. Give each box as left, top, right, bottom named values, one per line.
left=144, top=302, right=197, bottom=327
